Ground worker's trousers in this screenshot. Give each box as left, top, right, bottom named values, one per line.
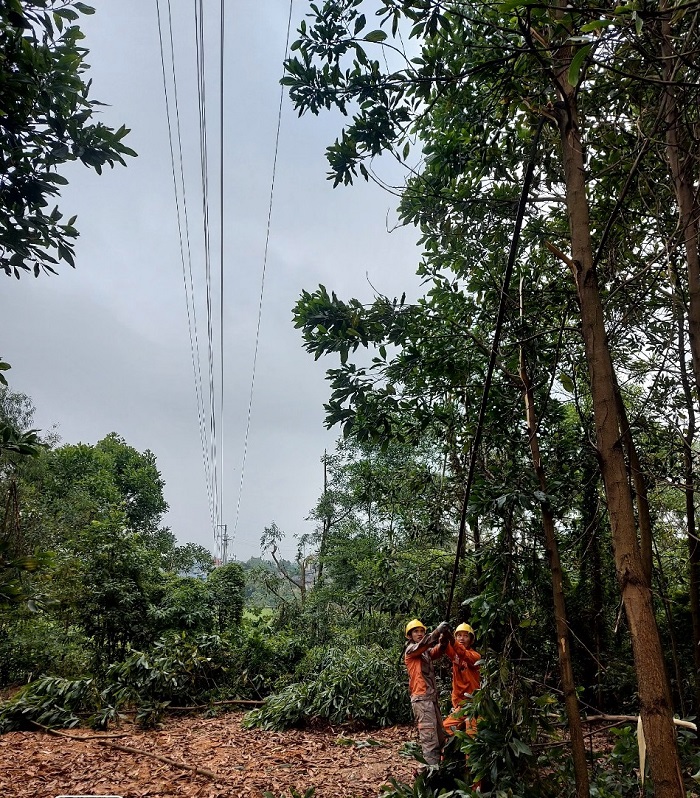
left=411, top=697, right=447, bottom=765
left=444, top=700, right=478, bottom=737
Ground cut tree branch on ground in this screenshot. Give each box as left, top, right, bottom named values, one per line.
left=584, top=714, right=697, bottom=731
left=98, top=740, right=219, bottom=780
left=29, top=721, right=130, bottom=740
left=168, top=699, right=265, bottom=709
left=31, top=720, right=220, bottom=780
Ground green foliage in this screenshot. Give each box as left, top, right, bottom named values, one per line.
left=587, top=726, right=652, bottom=798
left=0, top=541, right=52, bottom=608
left=243, top=643, right=410, bottom=730
left=0, top=424, right=44, bottom=458
left=0, top=616, right=90, bottom=684
left=0, top=675, right=101, bottom=732
left=69, top=514, right=162, bottom=669
left=152, top=575, right=216, bottom=634
left=208, top=561, right=245, bottom=630
left=0, top=1, right=136, bottom=277
left=223, top=616, right=305, bottom=700
left=101, top=633, right=227, bottom=727
left=242, top=556, right=300, bottom=609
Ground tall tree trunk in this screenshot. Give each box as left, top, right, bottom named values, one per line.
left=473, top=515, right=482, bottom=584
left=572, top=450, right=606, bottom=711
left=660, top=7, right=700, bottom=403
left=670, top=259, right=700, bottom=718
left=613, top=383, right=654, bottom=586
left=519, top=324, right=589, bottom=796
left=554, top=51, right=685, bottom=796
left=587, top=476, right=605, bottom=711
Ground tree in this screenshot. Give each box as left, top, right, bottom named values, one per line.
left=208, top=562, right=245, bottom=631
left=0, top=0, right=136, bottom=278
left=18, top=433, right=168, bottom=554
left=69, top=512, right=160, bottom=668
left=0, top=360, right=50, bottom=608
left=284, top=2, right=691, bottom=793
left=261, top=522, right=314, bottom=607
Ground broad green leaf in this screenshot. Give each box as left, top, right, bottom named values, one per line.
left=364, top=30, right=387, bottom=43
left=559, top=372, right=575, bottom=393
left=580, top=18, right=614, bottom=32
left=568, top=44, right=592, bottom=87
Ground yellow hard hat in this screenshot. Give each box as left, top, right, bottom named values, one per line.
left=405, top=618, right=426, bottom=638
left=455, top=623, right=474, bottom=635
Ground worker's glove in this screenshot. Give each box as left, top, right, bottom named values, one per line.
left=435, top=621, right=451, bottom=635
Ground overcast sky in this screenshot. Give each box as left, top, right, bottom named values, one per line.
left=1, top=0, right=422, bottom=561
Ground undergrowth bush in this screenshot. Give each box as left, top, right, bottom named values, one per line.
left=243, top=643, right=410, bottom=730
left=0, top=632, right=234, bottom=731
left=0, top=676, right=101, bottom=732
left=0, top=617, right=90, bottom=685
left=101, top=632, right=228, bottom=726
left=223, top=616, right=305, bottom=699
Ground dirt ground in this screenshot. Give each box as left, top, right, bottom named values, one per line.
left=0, top=711, right=418, bottom=798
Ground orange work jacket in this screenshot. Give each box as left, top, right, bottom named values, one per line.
left=404, top=627, right=445, bottom=702
left=445, top=640, right=481, bottom=709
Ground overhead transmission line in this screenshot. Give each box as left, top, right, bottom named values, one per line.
left=194, top=0, right=222, bottom=558
left=218, top=0, right=226, bottom=561
left=230, top=0, right=295, bottom=553
left=155, top=0, right=216, bottom=537
left=157, top=0, right=294, bottom=563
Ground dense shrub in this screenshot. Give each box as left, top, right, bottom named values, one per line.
left=0, top=617, right=90, bottom=685
left=101, top=632, right=228, bottom=726
left=243, top=643, right=410, bottom=730
left=222, top=615, right=306, bottom=699
left=150, top=576, right=217, bottom=634
left=461, top=655, right=548, bottom=794
left=0, top=676, right=101, bottom=732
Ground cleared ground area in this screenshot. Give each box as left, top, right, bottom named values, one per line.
left=0, top=712, right=417, bottom=798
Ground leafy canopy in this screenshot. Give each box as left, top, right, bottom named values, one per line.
left=0, top=0, right=136, bottom=278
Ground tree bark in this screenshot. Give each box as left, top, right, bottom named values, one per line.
left=613, top=382, right=653, bottom=586
left=554, top=53, right=685, bottom=797
left=519, top=320, right=590, bottom=797
left=660, top=7, right=700, bottom=403
left=670, top=259, right=700, bottom=718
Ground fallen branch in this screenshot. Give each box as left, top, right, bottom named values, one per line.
left=31, top=720, right=220, bottom=780
left=168, top=698, right=264, bottom=710
left=531, top=719, right=631, bottom=749
left=98, top=740, right=219, bottom=780
left=29, top=721, right=129, bottom=741
left=584, top=714, right=697, bottom=731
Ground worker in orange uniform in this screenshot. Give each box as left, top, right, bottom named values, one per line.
left=443, top=622, right=481, bottom=736
left=404, top=618, right=451, bottom=766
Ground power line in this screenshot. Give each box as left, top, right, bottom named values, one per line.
left=218, top=0, right=226, bottom=559
left=231, top=0, right=295, bottom=553
left=155, top=0, right=216, bottom=534
left=194, top=0, right=222, bottom=557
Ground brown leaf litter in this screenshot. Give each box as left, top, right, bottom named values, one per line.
left=0, top=711, right=417, bottom=798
